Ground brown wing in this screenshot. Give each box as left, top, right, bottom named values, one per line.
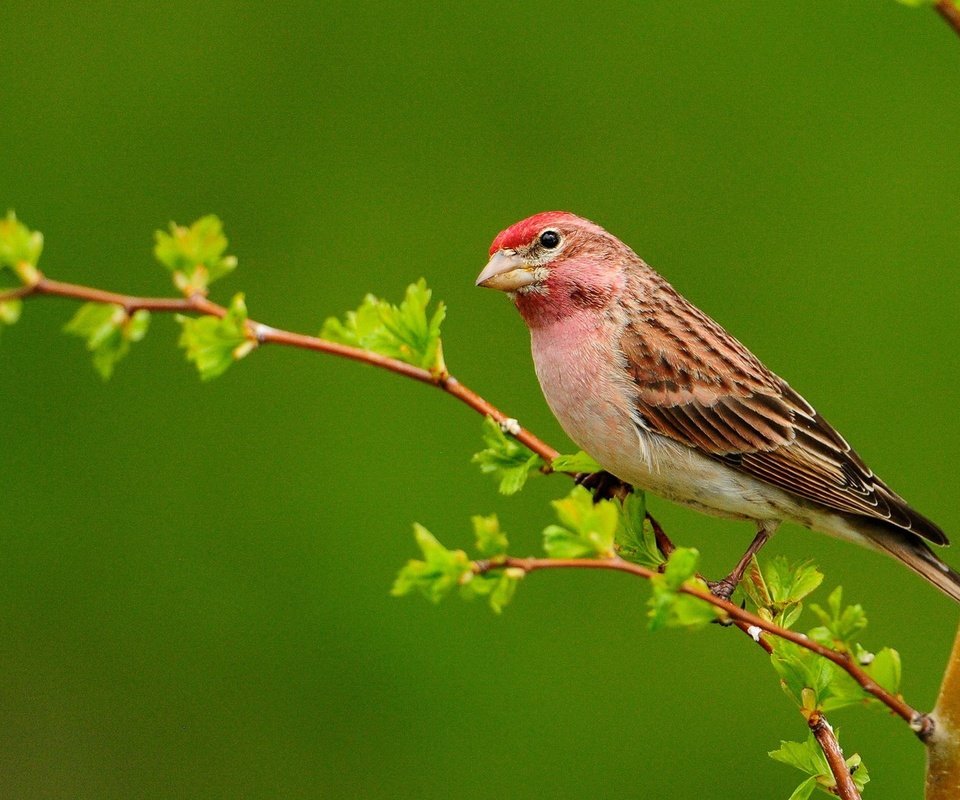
left=619, top=276, right=947, bottom=545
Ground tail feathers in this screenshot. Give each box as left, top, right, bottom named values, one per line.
left=871, top=531, right=960, bottom=604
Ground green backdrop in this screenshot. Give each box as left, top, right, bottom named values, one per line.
left=2, top=2, right=958, bottom=797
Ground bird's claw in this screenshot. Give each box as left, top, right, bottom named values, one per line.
left=706, top=582, right=744, bottom=626
left=706, top=578, right=737, bottom=602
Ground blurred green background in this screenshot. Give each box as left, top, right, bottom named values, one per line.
left=1, top=1, right=958, bottom=797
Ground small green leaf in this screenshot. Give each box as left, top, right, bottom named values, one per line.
left=472, top=416, right=544, bottom=495
left=770, top=639, right=840, bottom=710
left=542, top=486, right=618, bottom=559
left=770, top=732, right=868, bottom=796
left=742, top=556, right=823, bottom=628
left=614, top=491, right=665, bottom=568
left=392, top=523, right=473, bottom=604
left=769, top=736, right=823, bottom=778
left=866, top=647, right=902, bottom=695
left=550, top=451, right=603, bottom=473
left=154, top=215, right=237, bottom=293
left=489, top=569, right=523, bottom=614
left=896, top=0, right=934, bottom=6
left=458, top=567, right=524, bottom=614
left=0, top=297, right=22, bottom=334
left=0, top=211, right=43, bottom=282
left=63, top=303, right=151, bottom=380
left=647, top=548, right=721, bottom=631
left=808, top=586, right=867, bottom=652
left=471, top=514, right=509, bottom=558
left=660, top=547, right=699, bottom=589
left=785, top=776, right=817, bottom=800
left=542, top=525, right=594, bottom=559
left=320, top=279, right=446, bottom=372
left=177, top=293, right=253, bottom=380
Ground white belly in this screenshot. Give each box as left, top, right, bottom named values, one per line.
left=529, top=317, right=804, bottom=523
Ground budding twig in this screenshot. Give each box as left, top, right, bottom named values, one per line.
left=936, top=0, right=960, bottom=37
left=6, top=268, right=932, bottom=789
left=474, top=556, right=929, bottom=735
left=2, top=273, right=560, bottom=460
left=809, top=711, right=862, bottom=800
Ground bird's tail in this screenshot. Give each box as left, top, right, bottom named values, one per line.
left=865, top=525, right=960, bottom=604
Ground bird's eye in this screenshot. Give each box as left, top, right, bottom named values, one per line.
left=539, top=230, right=561, bottom=249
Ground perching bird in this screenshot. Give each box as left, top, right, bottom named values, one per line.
left=476, top=211, right=960, bottom=602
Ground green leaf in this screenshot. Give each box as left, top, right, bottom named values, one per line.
left=458, top=566, right=524, bottom=614
left=542, top=486, right=618, bottom=559
left=769, top=736, right=823, bottom=778
left=550, top=451, right=603, bottom=473
left=647, top=548, right=721, bottom=631
left=489, top=569, right=523, bottom=614
left=785, top=776, right=817, bottom=800
left=865, top=647, right=902, bottom=695
left=320, top=279, right=446, bottom=372
left=808, top=586, right=867, bottom=652
left=0, top=211, right=43, bottom=282
left=63, top=303, right=151, bottom=380
left=154, top=215, right=237, bottom=293
left=0, top=297, right=22, bottom=334
left=392, top=523, right=473, bottom=604
left=471, top=514, right=509, bottom=558
left=614, top=491, right=665, bottom=568
left=741, top=556, right=823, bottom=628
left=770, top=732, right=869, bottom=796
left=472, top=416, right=544, bottom=495
left=769, top=639, right=855, bottom=711
left=177, top=293, right=253, bottom=380
left=896, top=0, right=934, bottom=6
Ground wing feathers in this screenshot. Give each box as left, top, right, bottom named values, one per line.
left=619, top=280, right=947, bottom=545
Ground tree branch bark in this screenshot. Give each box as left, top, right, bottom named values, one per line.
left=926, top=621, right=960, bottom=799
left=936, top=0, right=960, bottom=38
left=476, top=556, right=927, bottom=732
left=809, top=711, right=862, bottom=800
left=6, top=270, right=933, bottom=790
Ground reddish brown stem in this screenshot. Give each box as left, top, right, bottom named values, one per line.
left=485, top=556, right=929, bottom=734
left=5, top=275, right=559, bottom=461
left=9, top=271, right=930, bottom=746
left=809, top=711, right=861, bottom=800
left=936, top=0, right=960, bottom=37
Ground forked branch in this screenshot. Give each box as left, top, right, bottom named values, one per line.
left=2, top=268, right=929, bottom=797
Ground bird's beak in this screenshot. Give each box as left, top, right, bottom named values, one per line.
left=475, top=250, right=538, bottom=292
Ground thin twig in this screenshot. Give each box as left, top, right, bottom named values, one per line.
left=0, top=284, right=35, bottom=302
left=809, top=711, right=861, bottom=800
left=9, top=271, right=932, bottom=743
left=478, top=556, right=929, bottom=735
left=5, top=275, right=560, bottom=461
left=936, top=0, right=960, bottom=37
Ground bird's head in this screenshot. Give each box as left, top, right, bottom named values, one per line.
left=476, top=211, right=627, bottom=325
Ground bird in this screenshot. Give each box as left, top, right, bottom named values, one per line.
left=476, top=211, right=960, bottom=602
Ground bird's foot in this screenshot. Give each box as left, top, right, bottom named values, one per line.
left=573, top=470, right=633, bottom=502
left=705, top=579, right=744, bottom=627
left=706, top=577, right=738, bottom=602
left=707, top=524, right=776, bottom=604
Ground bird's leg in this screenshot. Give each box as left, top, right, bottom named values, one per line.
left=574, top=470, right=633, bottom=502
left=708, top=521, right=779, bottom=601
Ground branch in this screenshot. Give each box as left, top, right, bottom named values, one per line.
left=9, top=268, right=932, bottom=784
left=476, top=556, right=930, bottom=734
left=936, top=0, right=960, bottom=38
left=926, top=621, right=960, bottom=799
left=809, top=711, right=862, bottom=800
left=5, top=274, right=559, bottom=460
